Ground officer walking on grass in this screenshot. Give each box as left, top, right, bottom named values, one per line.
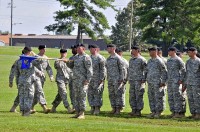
left=167, top=47, right=186, bottom=118
left=88, top=44, right=106, bottom=115
left=51, top=49, right=75, bottom=114
left=128, top=45, right=147, bottom=117
left=146, top=47, right=167, bottom=118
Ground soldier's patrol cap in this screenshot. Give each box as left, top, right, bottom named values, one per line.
left=168, top=47, right=177, bottom=52
left=115, top=48, right=123, bottom=53
left=71, top=45, right=77, bottom=49
left=188, top=47, right=197, bottom=51
left=60, top=49, right=67, bottom=53
left=148, top=46, right=157, bottom=51
left=38, top=45, right=46, bottom=49
left=88, top=44, right=98, bottom=49
left=23, top=46, right=32, bottom=52
left=131, top=45, right=140, bottom=50
left=76, top=43, right=85, bottom=47
left=107, top=44, right=116, bottom=48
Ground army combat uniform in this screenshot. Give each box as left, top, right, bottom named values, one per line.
left=88, top=53, right=106, bottom=115
left=167, top=56, right=186, bottom=117
left=185, top=57, right=200, bottom=118
left=128, top=55, right=147, bottom=116
left=146, top=56, right=167, bottom=118
left=106, top=53, right=124, bottom=114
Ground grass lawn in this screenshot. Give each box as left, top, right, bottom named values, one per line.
left=0, top=46, right=200, bottom=131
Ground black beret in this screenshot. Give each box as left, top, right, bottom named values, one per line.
left=168, top=47, right=177, bottom=52
left=38, top=45, right=46, bottom=49
left=176, top=52, right=181, bottom=56
left=71, top=45, right=77, bottom=49
left=76, top=43, right=85, bottom=47
left=107, top=44, right=116, bottom=48
left=88, top=44, right=98, bottom=49
left=131, top=45, right=140, bottom=50
left=115, top=48, right=123, bottom=53
left=188, top=47, right=197, bottom=51
left=157, top=47, right=162, bottom=51
left=148, top=47, right=157, bottom=51
left=60, top=49, right=67, bottom=53
left=23, top=46, right=32, bottom=52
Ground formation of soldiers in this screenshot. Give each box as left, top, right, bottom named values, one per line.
left=8, top=44, right=200, bottom=120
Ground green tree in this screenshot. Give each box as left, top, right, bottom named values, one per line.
left=45, top=0, right=115, bottom=44
left=110, top=0, right=141, bottom=50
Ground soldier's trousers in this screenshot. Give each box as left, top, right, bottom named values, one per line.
left=148, top=82, right=165, bottom=113
left=73, top=79, right=88, bottom=112
left=18, top=80, right=34, bottom=112
left=32, top=79, right=47, bottom=106
left=108, top=80, right=125, bottom=108
left=167, top=82, right=186, bottom=113
left=88, top=80, right=104, bottom=107
left=52, top=82, right=70, bottom=108
left=69, top=78, right=75, bottom=108
left=13, top=89, right=19, bottom=106
left=187, top=84, right=200, bottom=114
left=129, top=81, right=145, bottom=111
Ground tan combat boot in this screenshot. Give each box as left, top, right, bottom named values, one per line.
left=41, top=105, right=51, bottom=114
left=173, top=113, right=184, bottom=118
left=128, top=109, right=136, bottom=116
left=93, top=106, right=100, bottom=115
left=114, top=108, right=120, bottom=115
left=77, top=111, right=85, bottom=119
left=23, top=111, right=30, bottom=116
left=154, top=112, right=161, bottom=118
left=194, top=114, right=200, bottom=120
left=110, top=107, right=116, bottom=114
left=10, top=104, right=18, bottom=113
left=50, top=105, right=57, bottom=113
left=135, top=111, right=141, bottom=117
left=67, top=106, right=75, bottom=114
left=90, top=106, right=95, bottom=114
left=169, top=112, right=175, bottom=118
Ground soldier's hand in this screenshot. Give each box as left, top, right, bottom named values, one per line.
left=9, top=82, right=13, bottom=88
left=50, top=76, right=54, bottom=82
left=84, top=80, right=89, bottom=85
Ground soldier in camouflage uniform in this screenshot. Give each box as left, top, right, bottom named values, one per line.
left=115, top=48, right=129, bottom=112
left=128, top=46, right=147, bottom=117
left=68, top=45, right=77, bottom=111
left=88, top=44, right=106, bottom=115
left=31, top=45, right=53, bottom=114
left=157, top=47, right=167, bottom=65
left=106, top=44, right=124, bottom=115
left=66, top=43, right=93, bottom=119
left=185, top=47, right=200, bottom=119
left=51, top=49, right=74, bottom=114
left=146, top=47, right=167, bottom=118
left=167, top=47, right=186, bottom=118
left=15, top=47, right=41, bottom=116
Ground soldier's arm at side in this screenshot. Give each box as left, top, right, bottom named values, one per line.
left=160, top=60, right=167, bottom=86
left=84, top=56, right=93, bottom=84
left=99, top=57, right=106, bottom=83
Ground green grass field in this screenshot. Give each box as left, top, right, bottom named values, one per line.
left=0, top=46, right=200, bottom=131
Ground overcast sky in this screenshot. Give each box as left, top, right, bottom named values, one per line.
left=0, top=0, right=130, bottom=35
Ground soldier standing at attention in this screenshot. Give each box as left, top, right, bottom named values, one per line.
left=128, top=46, right=147, bottom=117
left=146, top=47, right=167, bottom=118
left=65, top=43, right=93, bottom=119
left=115, top=48, right=129, bottom=112
left=31, top=45, right=53, bottom=113
left=68, top=45, right=78, bottom=111
left=15, top=47, right=40, bottom=116
left=51, top=49, right=75, bottom=114
left=88, top=44, right=106, bottom=115
left=106, top=44, right=124, bottom=115
left=167, top=47, right=186, bottom=118
left=185, top=47, right=200, bottom=119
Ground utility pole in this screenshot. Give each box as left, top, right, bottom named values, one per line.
left=10, top=0, right=13, bottom=46
left=129, top=0, right=133, bottom=52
